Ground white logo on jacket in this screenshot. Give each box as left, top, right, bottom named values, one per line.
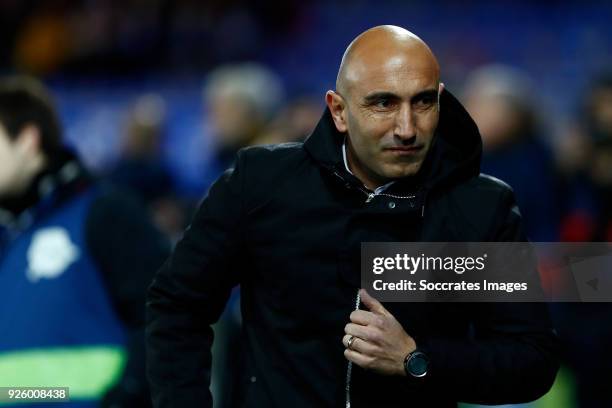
left=26, top=227, right=80, bottom=282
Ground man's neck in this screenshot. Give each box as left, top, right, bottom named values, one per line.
left=342, top=138, right=394, bottom=192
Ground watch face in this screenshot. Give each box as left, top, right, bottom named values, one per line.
left=407, top=352, right=429, bottom=377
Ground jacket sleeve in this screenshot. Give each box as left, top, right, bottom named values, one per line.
left=418, top=189, right=559, bottom=404
left=146, top=153, right=246, bottom=408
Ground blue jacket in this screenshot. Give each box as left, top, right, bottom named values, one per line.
left=1, top=152, right=169, bottom=407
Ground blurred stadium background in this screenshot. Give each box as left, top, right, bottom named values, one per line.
left=1, top=0, right=609, bottom=197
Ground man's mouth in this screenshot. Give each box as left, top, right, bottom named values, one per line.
left=384, top=146, right=424, bottom=155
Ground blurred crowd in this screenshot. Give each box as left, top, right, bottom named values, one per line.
left=0, top=1, right=611, bottom=408
left=89, top=62, right=612, bottom=245
left=0, top=0, right=303, bottom=75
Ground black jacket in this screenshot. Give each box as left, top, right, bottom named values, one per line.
left=146, top=90, right=559, bottom=408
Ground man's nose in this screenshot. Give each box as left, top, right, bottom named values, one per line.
left=394, top=104, right=417, bottom=142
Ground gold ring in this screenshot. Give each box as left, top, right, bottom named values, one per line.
left=347, top=335, right=356, bottom=350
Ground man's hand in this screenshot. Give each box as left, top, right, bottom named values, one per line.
left=343, top=289, right=416, bottom=376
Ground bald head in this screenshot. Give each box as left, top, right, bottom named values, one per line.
left=325, top=25, right=443, bottom=190
left=336, top=25, right=440, bottom=96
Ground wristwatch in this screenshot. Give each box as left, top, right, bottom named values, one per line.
left=403, top=349, right=429, bottom=378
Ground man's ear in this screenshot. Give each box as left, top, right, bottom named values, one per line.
left=325, top=90, right=348, bottom=133
left=15, top=124, right=42, bottom=156
left=437, top=82, right=445, bottom=111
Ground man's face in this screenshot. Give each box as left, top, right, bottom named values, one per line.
left=208, top=93, right=260, bottom=149
left=0, top=124, right=31, bottom=199
left=331, top=55, right=442, bottom=188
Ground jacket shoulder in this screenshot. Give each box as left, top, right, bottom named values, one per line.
left=452, top=173, right=515, bottom=202
left=438, top=173, right=519, bottom=240
left=473, top=173, right=515, bottom=194
left=231, top=143, right=309, bottom=210
left=454, top=173, right=517, bottom=210
left=241, top=142, right=304, bottom=155
left=237, top=142, right=308, bottom=184
left=238, top=142, right=306, bottom=170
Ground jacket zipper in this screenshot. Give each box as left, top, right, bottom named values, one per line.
left=358, top=187, right=416, bottom=204
left=332, top=168, right=424, bottom=212
left=345, top=289, right=361, bottom=408
left=340, top=171, right=426, bottom=406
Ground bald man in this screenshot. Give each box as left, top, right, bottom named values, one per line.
left=147, top=26, right=558, bottom=408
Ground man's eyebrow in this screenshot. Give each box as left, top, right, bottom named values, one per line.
left=362, top=89, right=439, bottom=105
left=411, top=89, right=439, bottom=102
left=362, top=91, right=399, bottom=104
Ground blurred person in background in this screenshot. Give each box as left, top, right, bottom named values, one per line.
left=203, top=62, right=285, bottom=172
left=257, top=94, right=323, bottom=145
left=551, top=73, right=612, bottom=408
left=0, top=76, right=170, bottom=407
left=110, top=93, right=186, bottom=244
left=201, top=62, right=286, bottom=407
left=463, top=65, right=561, bottom=241
left=558, top=73, right=612, bottom=242
left=581, top=74, right=612, bottom=240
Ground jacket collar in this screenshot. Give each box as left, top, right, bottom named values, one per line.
left=303, top=89, right=482, bottom=193
left=0, top=148, right=92, bottom=231
left=303, top=107, right=344, bottom=169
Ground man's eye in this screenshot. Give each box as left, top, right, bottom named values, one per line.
left=375, top=99, right=391, bottom=108
left=415, top=96, right=436, bottom=108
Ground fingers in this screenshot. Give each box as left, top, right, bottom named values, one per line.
left=344, top=322, right=372, bottom=340
left=342, top=334, right=377, bottom=355
left=359, top=288, right=387, bottom=315
left=349, top=309, right=378, bottom=326
left=344, top=348, right=374, bottom=369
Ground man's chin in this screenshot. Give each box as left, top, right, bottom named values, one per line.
left=380, top=163, right=423, bottom=180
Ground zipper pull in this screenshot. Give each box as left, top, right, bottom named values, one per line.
left=365, top=193, right=375, bottom=203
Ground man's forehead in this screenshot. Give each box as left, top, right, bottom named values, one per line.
left=336, top=26, right=439, bottom=96
left=345, top=53, right=439, bottom=97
